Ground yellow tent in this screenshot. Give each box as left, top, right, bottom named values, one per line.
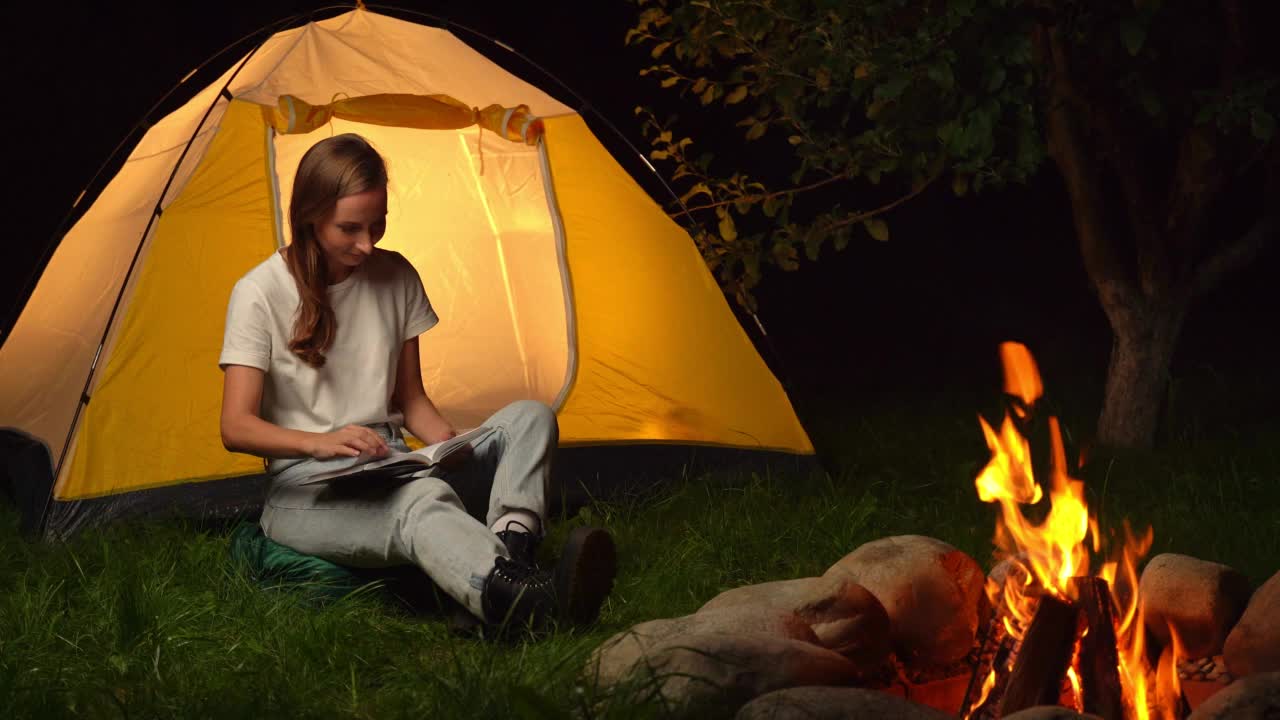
left=0, top=8, right=813, bottom=537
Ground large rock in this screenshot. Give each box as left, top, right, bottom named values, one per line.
left=793, top=577, right=891, bottom=665
left=1139, top=554, right=1252, bottom=658
left=1224, top=570, right=1280, bottom=677
left=586, top=605, right=817, bottom=688
left=734, top=686, right=953, bottom=720
left=1001, top=708, right=1104, bottom=720
left=610, top=632, right=865, bottom=713
left=698, top=576, right=892, bottom=666
left=823, top=535, right=986, bottom=668
left=1187, top=671, right=1280, bottom=720
left=700, top=577, right=825, bottom=614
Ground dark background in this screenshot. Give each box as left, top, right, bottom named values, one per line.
left=4, top=1, right=1277, bottom=435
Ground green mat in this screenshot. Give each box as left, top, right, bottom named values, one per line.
left=228, top=522, right=369, bottom=602
left=228, top=523, right=461, bottom=615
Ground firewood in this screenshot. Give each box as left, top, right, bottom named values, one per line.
left=998, top=592, right=1080, bottom=716
left=1073, top=576, right=1126, bottom=720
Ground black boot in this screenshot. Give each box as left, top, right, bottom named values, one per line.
left=494, top=520, right=540, bottom=568
left=480, top=556, right=557, bottom=631
left=552, top=527, right=617, bottom=626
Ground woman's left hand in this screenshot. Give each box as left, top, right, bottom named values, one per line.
left=427, top=426, right=473, bottom=469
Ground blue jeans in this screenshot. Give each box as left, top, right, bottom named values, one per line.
left=260, top=400, right=557, bottom=620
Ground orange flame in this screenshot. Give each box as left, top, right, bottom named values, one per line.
left=974, top=342, right=1177, bottom=719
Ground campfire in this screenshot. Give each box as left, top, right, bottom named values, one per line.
left=960, top=343, right=1182, bottom=720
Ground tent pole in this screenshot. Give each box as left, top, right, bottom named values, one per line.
left=36, top=37, right=276, bottom=539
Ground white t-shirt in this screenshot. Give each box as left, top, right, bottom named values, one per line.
left=219, top=248, right=438, bottom=473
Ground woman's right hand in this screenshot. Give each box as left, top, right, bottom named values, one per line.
left=303, top=425, right=391, bottom=460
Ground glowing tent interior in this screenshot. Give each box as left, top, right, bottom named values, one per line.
left=0, top=7, right=813, bottom=538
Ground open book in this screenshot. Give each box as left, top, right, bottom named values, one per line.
left=296, top=426, right=492, bottom=486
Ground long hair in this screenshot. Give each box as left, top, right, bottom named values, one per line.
left=285, top=133, right=388, bottom=368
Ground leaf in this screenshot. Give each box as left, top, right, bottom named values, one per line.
left=745, top=122, right=767, bottom=141
left=679, top=182, right=713, bottom=204
left=1251, top=110, right=1276, bottom=142
left=734, top=198, right=753, bottom=214
left=719, top=213, right=738, bottom=242
left=987, top=66, right=1006, bottom=92
left=1120, top=22, right=1146, bottom=56
left=651, top=41, right=672, bottom=59
left=927, top=61, right=954, bottom=91
left=788, top=135, right=804, bottom=145
left=700, top=85, right=718, bottom=105
left=762, top=196, right=782, bottom=217
left=725, top=85, right=749, bottom=104
left=874, top=74, right=911, bottom=102
left=691, top=77, right=708, bottom=94
left=658, top=131, right=673, bottom=143
left=660, top=76, right=680, bottom=89
left=863, top=218, right=889, bottom=242
left=833, top=226, right=851, bottom=251
left=773, top=242, right=800, bottom=270
left=952, top=174, right=969, bottom=197
left=854, top=64, right=870, bottom=80
left=650, top=150, right=669, bottom=160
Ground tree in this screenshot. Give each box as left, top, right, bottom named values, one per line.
left=627, top=0, right=1278, bottom=449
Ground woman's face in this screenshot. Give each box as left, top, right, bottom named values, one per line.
left=313, top=186, right=388, bottom=281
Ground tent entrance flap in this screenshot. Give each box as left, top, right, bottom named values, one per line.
left=271, top=119, right=571, bottom=430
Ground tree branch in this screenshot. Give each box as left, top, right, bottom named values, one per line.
left=676, top=172, right=850, bottom=214
left=1052, top=50, right=1166, bottom=297
left=1190, top=141, right=1279, bottom=297
left=825, top=171, right=941, bottom=230
left=1190, top=212, right=1278, bottom=298
left=1035, top=21, right=1137, bottom=320
left=1166, top=0, right=1247, bottom=287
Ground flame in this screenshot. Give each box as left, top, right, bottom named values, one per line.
left=1067, top=666, right=1084, bottom=711
left=974, top=342, right=1177, bottom=718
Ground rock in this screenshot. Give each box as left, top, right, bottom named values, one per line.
left=698, top=576, right=892, bottom=667
left=700, top=577, right=824, bottom=614
left=1224, top=570, right=1280, bottom=677
left=1000, top=707, right=1104, bottom=720
left=823, top=535, right=987, bottom=668
left=793, top=577, right=892, bottom=665
left=734, top=686, right=953, bottom=720
left=1139, top=553, right=1252, bottom=658
left=1187, top=670, right=1280, bottom=719
left=611, top=632, right=865, bottom=713
left=586, top=605, right=818, bottom=688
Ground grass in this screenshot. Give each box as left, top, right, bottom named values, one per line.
left=3, top=372, right=1278, bottom=719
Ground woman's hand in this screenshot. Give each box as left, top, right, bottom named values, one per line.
left=303, top=425, right=391, bottom=460
left=423, top=425, right=474, bottom=470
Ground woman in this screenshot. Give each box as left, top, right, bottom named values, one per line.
left=218, top=133, right=614, bottom=631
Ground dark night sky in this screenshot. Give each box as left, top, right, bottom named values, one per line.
left=5, top=1, right=1277, bottom=413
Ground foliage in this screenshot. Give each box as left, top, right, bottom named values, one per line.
left=626, top=0, right=1278, bottom=312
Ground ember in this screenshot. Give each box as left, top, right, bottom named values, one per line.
left=961, top=343, right=1180, bottom=720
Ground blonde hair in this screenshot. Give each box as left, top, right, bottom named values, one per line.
left=284, top=133, right=388, bottom=368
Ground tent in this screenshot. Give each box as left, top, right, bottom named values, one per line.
left=0, top=7, right=814, bottom=539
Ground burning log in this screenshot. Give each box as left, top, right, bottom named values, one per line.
left=1074, top=576, right=1126, bottom=719
left=966, top=577, right=1133, bottom=720
left=998, top=592, right=1079, bottom=716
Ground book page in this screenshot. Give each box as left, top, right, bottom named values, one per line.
left=294, top=426, right=491, bottom=485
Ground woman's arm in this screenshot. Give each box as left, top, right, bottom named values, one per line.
left=221, top=364, right=389, bottom=459
left=392, top=337, right=456, bottom=444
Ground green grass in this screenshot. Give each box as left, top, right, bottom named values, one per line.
left=3, top=376, right=1278, bottom=719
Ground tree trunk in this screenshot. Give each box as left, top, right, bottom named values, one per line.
left=1096, top=296, right=1186, bottom=449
